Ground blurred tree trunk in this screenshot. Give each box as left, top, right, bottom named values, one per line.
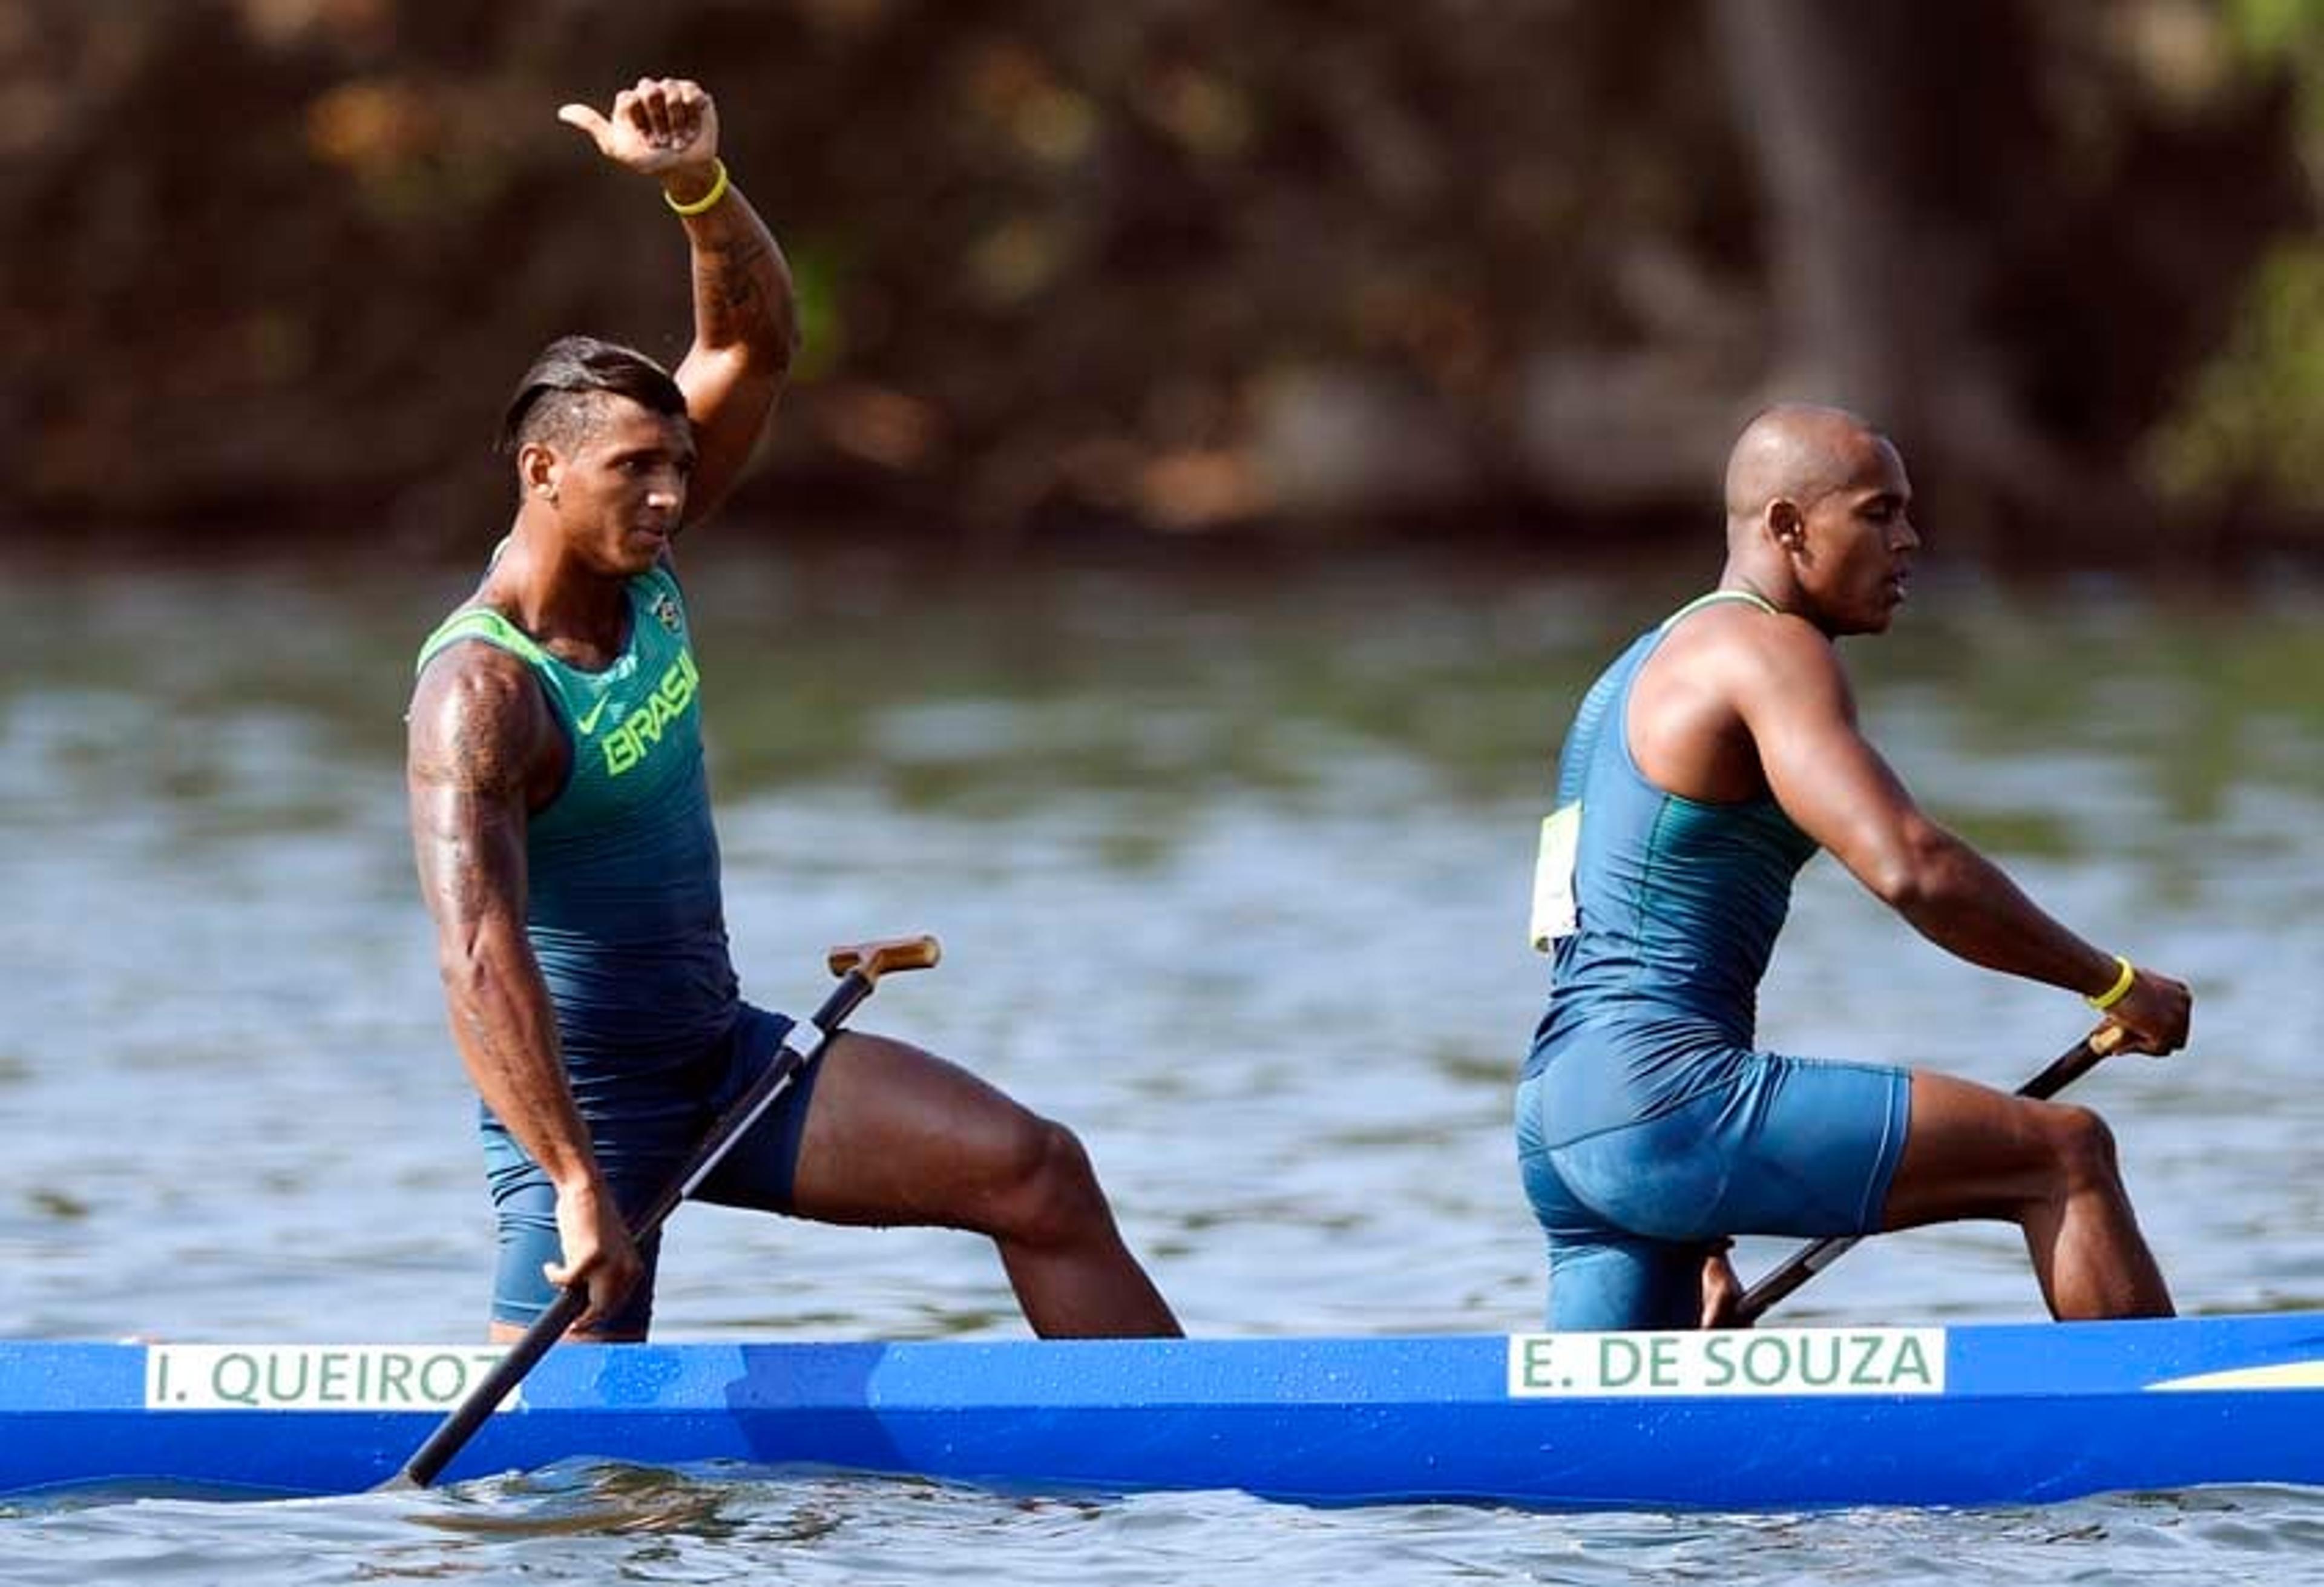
left=1713, top=0, right=2106, bottom=555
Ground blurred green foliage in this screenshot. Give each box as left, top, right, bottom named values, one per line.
left=2146, top=1, right=2324, bottom=520
left=2148, top=241, right=2324, bottom=514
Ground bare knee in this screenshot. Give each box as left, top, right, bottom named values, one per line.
left=1886, top=1076, right=2138, bottom=1232
left=979, top=1114, right=1109, bottom=1248
left=2041, top=1102, right=2124, bottom=1195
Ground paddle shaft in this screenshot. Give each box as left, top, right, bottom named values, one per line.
left=393, top=936, right=937, bottom=1489
left=1733, top=1030, right=2118, bottom=1326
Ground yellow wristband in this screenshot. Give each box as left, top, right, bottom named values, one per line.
left=664, top=159, right=729, bottom=217
left=2085, top=954, right=2136, bottom=1011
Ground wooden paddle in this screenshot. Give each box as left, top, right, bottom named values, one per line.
left=386, top=933, right=942, bottom=1491
left=1732, top=1022, right=2129, bottom=1326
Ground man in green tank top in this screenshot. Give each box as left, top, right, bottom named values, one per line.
left=406, top=76, right=1178, bottom=1342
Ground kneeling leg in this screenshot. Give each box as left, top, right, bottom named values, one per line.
left=786, top=1031, right=1182, bottom=1338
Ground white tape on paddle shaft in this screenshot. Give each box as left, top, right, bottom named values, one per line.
left=1529, top=802, right=1582, bottom=953
left=783, top=1018, right=829, bottom=1060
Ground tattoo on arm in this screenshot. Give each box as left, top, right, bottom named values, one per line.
left=410, top=662, right=534, bottom=938
left=698, top=235, right=767, bottom=338
left=677, top=189, right=797, bottom=521
left=691, top=207, right=795, bottom=361
left=407, top=654, right=599, bottom=1184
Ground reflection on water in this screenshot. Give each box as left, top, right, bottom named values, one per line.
left=415, top=1460, right=750, bottom=1540
left=2, top=545, right=2323, bottom=1580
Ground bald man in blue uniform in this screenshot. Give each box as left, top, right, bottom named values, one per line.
left=1517, top=405, right=2193, bottom=1331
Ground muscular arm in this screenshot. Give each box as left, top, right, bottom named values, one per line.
left=1733, top=622, right=2122, bottom=996
left=559, top=79, right=797, bottom=529
left=666, top=174, right=796, bottom=525
left=408, top=647, right=638, bottom=1324
left=1635, top=616, right=2188, bottom=1054
left=407, top=650, right=597, bottom=1188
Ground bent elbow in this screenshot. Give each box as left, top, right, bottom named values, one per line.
left=436, top=938, right=484, bottom=1000
left=1862, top=826, right=1961, bottom=915
left=436, top=924, right=505, bottom=1004
left=1864, top=860, right=1924, bottom=913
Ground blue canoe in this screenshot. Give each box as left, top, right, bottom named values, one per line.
left=3, top=1312, right=2320, bottom=1509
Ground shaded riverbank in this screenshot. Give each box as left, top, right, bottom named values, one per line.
left=10, top=3, right=2323, bottom=562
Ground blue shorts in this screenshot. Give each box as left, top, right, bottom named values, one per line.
left=1514, top=1047, right=1910, bottom=1330
left=481, top=1003, right=815, bottom=1335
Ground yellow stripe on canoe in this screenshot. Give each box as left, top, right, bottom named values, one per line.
left=2150, top=1361, right=2324, bottom=1392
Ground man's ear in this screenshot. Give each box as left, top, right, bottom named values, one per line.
left=1767, top=498, right=1805, bottom=552
left=519, top=442, right=560, bottom=501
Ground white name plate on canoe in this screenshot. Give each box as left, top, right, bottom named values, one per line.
left=1507, top=1328, right=1946, bottom=1398
left=145, top=1345, right=516, bottom=1413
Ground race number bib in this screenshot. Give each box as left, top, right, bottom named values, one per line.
left=1529, top=803, right=1581, bottom=952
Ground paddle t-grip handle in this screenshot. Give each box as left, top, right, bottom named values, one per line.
left=829, top=935, right=941, bottom=983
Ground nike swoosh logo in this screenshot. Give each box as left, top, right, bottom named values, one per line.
left=574, top=697, right=610, bottom=735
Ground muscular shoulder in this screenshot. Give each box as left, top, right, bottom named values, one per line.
left=1729, top=611, right=1857, bottom=731
left=1632, top=606, right=1855, bottom=799
left=1650, top=606, right=1849, bottom=709
left=407, top=636, right=559, bottom=799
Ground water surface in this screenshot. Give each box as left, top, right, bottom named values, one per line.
left=2, top=545, right=2320, bottom=1582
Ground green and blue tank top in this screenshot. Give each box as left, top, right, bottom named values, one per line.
left=1525, top=591, right=1819, bottom=1099
left=417, top=564, right=737, bottom=1064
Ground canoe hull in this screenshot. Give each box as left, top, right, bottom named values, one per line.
left=6, top=1313, right=2322, bottom=1509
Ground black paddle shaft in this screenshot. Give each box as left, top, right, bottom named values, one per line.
left=392, top=937, right=936, bottom=1490
left=1732, top=1032, right=2115, bottom=1327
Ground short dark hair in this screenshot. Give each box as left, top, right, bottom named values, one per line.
left=497, top=335, right=689, bottom=454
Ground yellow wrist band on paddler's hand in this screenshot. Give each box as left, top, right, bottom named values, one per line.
left=664, top=158, right=729, bottom=217
left=2085, top=954, right=2137, bottom=1011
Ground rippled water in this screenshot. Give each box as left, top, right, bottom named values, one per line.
left=4, top=545, right=2322, bottom=1583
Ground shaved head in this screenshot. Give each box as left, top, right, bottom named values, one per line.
left=1713, top=402, right=1916, bottom=636
left=1723, top=404, right=1889, bottom=534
